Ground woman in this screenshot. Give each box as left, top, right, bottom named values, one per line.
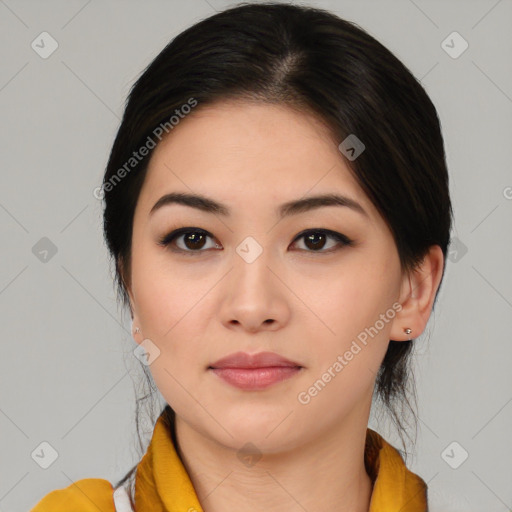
left=31, top=2, right=452, bottom=511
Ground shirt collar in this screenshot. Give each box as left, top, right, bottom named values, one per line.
left=134, top=409, right=427, bottom=511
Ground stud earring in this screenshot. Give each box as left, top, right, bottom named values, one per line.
left=134, top=327, right=141, bottom=334
left=403, top=328, right=412, bottom=335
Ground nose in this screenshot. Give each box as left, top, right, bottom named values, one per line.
left=218, top=245, right=291, bottom=334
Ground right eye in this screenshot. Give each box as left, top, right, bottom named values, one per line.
left=158, top=227, right=222, bottom=255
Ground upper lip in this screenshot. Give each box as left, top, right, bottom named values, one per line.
left=209, top=351, right=301, bottom=369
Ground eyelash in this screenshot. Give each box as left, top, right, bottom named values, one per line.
left=157, top=227, right=354, bottom=256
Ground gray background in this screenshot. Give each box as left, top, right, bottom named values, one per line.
left=1, top=1, right=511, bottom=511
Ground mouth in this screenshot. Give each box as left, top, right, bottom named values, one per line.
left=208, top=366, right=302, bottom=391
left=208, top=351, right=303, bottom=391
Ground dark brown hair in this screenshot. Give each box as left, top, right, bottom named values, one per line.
left=102, top=2, right=452, bottom=502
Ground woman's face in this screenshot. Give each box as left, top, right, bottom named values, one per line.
left=127, top=100, right=409, bottom=452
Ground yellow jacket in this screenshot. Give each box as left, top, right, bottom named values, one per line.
left=30, top=411, right=428, bottom=511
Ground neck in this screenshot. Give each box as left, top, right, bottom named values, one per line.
left=173, top=409, right=374, bottom=512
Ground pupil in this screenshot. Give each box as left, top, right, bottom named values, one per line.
left=305, top=232, right=325, bottom=250
left=185, top=232, right=206, bottom=250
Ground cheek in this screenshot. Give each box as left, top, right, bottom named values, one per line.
left=133, top=269, right=208, bottom=414
left=131, top=248, right=213, bottom=361
left=297, top=283, right=395, bottom=419
left=132, top=247, right=202, bottom=336
left=314, top=264, right=397, bottom=334
left=304, top=253, right=401, bottom=374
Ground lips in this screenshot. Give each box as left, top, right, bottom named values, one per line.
left=208, top=351, right=303, bottom=390
left=209, top=351, right=301, bottom=369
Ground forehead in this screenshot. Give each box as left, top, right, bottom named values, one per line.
left=137, top=100, right=372, bottom=217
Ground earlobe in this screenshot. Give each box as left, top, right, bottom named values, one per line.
left=131, top=309, right=143, bottom=344
left=390, top=245, right=445, bottom=341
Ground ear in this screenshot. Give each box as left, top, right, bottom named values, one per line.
left=127, top=287, right=138, bottom=324
left=389, top=245, right=445, bottom=341
left=119, top=257, right=142, bottom=342
left=127, top=286, right=143, bottom=343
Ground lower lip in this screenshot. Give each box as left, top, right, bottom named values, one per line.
left=209, top=366, right=302, bottom=390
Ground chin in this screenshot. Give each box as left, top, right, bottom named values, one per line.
left=211, top=409, right=300, bottom=449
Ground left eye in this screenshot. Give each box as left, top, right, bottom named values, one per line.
left=158, top=228, right=353, bottom=254
left=292, top=229, right=353, bottom=252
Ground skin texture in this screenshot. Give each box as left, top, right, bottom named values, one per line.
left=125, top=100, right=444, bottom=512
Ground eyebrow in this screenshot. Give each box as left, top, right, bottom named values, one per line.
left=149, top=191, right=368, bottom=219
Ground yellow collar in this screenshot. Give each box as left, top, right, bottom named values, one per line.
left=134, top=410, right=427, bottom=511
